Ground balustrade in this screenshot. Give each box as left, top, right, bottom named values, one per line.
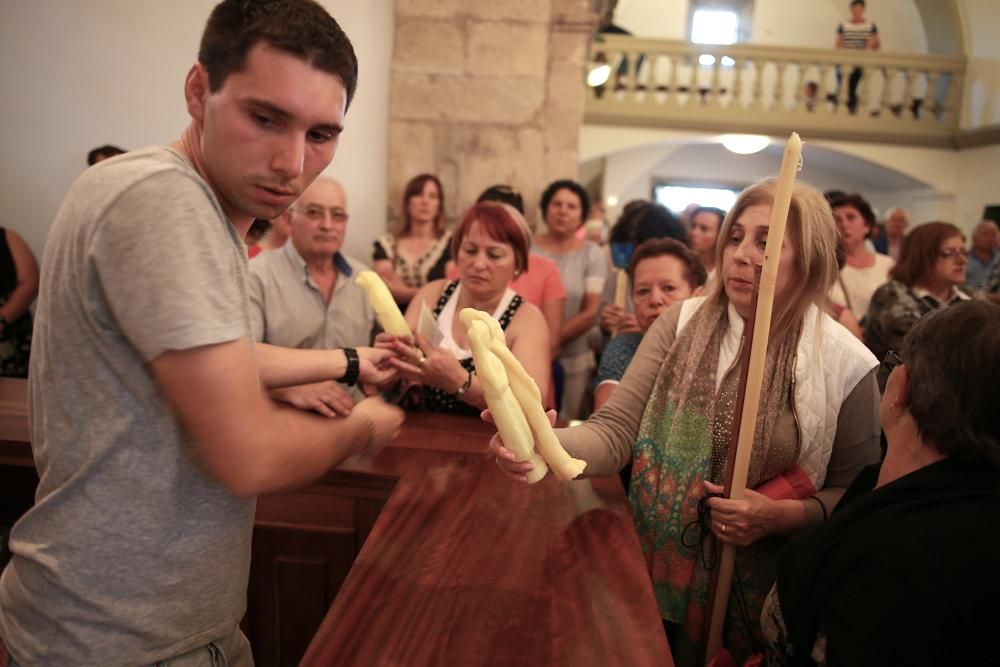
left=586, top=35, right=967, bottom=147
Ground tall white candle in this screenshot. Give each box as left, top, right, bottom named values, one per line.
left=705, top=131, right=802, bottom=663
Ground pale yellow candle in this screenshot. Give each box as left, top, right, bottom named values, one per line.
left=465, top=319, right=549, bottom=484
left=730, top=130, right=801, bottom=500
left=355, top=270, right=412, bottom=338
left=460, top=308, right=586, bottom=482
left=613, top=269, right=628, bottom=308
left=705, top=131, right=802, bottom=662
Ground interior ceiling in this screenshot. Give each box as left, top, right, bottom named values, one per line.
left=657, top=142, right=930, bottom=192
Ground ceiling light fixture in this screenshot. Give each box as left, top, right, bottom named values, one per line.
left=721, top=134, right=770, bottom=155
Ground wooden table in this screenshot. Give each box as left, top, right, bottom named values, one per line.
left=0, top=379, right=672, bottom=666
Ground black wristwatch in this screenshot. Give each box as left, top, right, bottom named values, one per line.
left=340, top=348, right=360, bottom=386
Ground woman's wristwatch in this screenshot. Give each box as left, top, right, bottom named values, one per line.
left=455, top=368, right=473, bottom=398
left=339, top=348, right=360, bottom=386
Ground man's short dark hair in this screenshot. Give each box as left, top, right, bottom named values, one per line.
left=87, top=145, right=126, bottom=166
left=902, top=300, right=1000, bottom=469
left=627, top=237, right=707, bottom=289
left=199, top=0, right=359, bottom=109
left=851, top=0, right=866, bottom=7
left=477, top=185, right=525, bottom=215
left=539, top=180, right=590, bottom=223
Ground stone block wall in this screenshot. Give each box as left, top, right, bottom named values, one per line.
left=387, top=0, right=597, bottom=229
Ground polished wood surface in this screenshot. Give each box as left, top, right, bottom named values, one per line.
left=0, top=379, right=30, bottom=468
left=303, top=441, right=672, bottom=666
left=0, top=378, right=673, bottom=666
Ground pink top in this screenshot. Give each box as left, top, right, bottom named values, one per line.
left=512, top=254, right=566, bottom=307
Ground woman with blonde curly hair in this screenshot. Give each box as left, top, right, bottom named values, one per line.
left=491, top=179, right=881, bottom=666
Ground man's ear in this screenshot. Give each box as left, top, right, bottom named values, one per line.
left=184, top=63, right=210, bottom=122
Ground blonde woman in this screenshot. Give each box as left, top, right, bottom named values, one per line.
left=491, top=179, right=881, bottom=666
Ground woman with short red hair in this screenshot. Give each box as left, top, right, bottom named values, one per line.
left=379, top=202, right=550, bottom=415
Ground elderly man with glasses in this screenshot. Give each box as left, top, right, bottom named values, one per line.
left=248, top=176, right=376, bottom=416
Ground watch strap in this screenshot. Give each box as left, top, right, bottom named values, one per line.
left=340, top=348, right=360, bottom=386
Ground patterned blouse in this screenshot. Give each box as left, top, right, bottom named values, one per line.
left=373, top=231, right=452, bottom=291
left=864, top=279, right=972, bottom=367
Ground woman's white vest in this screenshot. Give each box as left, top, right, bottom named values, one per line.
left=678, top=297, right=878, bottom=490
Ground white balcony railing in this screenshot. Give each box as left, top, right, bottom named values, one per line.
left=585, top=35, right=967, bottom=147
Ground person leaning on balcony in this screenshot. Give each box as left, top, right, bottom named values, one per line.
left=533, top=179, right=607, bottom=421
left=833, top=0, right=880, bottom=115
left=828, top=192, right=894, bottom=322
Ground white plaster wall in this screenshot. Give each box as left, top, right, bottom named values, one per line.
left=953, top=143, right=1000, bottom=230
left=613, top=0, right=690, bottom=40
left=958, top=0, right=1000, bottom=128
left=0, top=0, right=392, bottom=264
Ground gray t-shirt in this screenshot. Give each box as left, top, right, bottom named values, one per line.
left=0, top=147, right=256, bottom=665
left=533, top=242, right=607, bottom=366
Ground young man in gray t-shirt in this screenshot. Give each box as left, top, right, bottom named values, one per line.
left=0, top=1, right=404, bottom=665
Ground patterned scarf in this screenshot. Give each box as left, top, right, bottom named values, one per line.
left=629, top=296, right=799, bottom=666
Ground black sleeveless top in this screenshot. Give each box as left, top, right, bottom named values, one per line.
left=420, top=281, right=523, bottom=416
left=0, top=228, right=31, bottom=378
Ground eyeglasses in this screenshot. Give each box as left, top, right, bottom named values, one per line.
left=303, top=207, right=349, bottom=223
left=938, top=247, right=968, bottom=260
left=882, top=350, right=904, bottom=375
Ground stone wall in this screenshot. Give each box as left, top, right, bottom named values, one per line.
left=388, top=0, right=597, bottom=229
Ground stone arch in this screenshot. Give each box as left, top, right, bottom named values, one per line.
left=912, top=0, right=966, bottom=55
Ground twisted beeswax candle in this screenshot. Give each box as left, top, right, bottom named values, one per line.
left=356, top=270, right=412, bottom=338
left=460, top=308, right=586, bottom=482
left=464, top=318, right=548, bottom=484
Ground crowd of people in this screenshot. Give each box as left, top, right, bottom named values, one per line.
left=0, top=0, right=998, bottom=665
left=239, top=171, right=999, bottom=430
